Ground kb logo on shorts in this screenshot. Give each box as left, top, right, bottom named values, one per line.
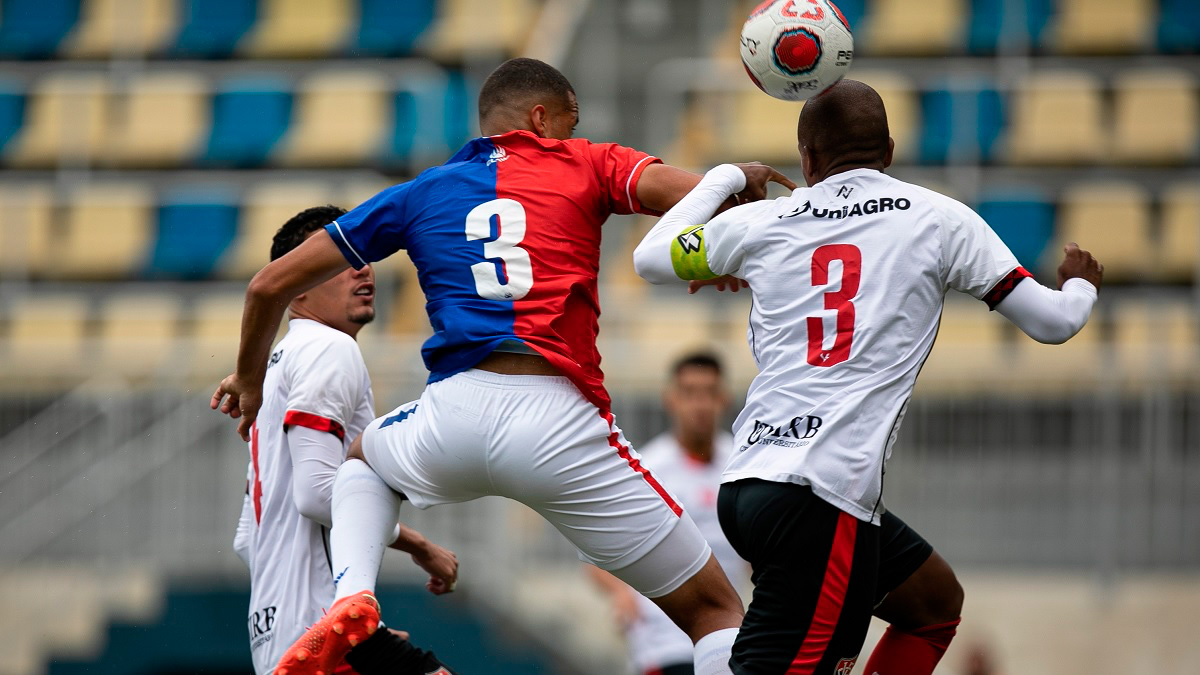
left=834, top=656, right=858, bottom=675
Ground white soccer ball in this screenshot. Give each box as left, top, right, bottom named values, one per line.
left=739, top=0, right=855, bottom=102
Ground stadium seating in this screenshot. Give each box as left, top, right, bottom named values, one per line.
left=58, top=183, right=153, bottom=279
left=1158, top=0, right=1200, bottom=52
left=107, top=72, right=209, bottom=167
left=1159, top=183, right=1200, bottom=282
left=860, top=0, right=966, bottom=55
left=354, top=0, right=436, bottom=55
left=967, top=0, right=1053, bottom=54
left=1007, top=70, right=1107, bottom=164
left=220, top=181, right=336, bottom=278
left=241, top=0, right=354, bottom=58
left=202, top=76, right=292, bottom=167
left=919, top=82, right=1005, bottom=164
left=1055, top=181, right=1154, bottom=283
left=0, top=80, right=25, bottom=154
left=0, top=0, right=80, bottom=58
left=854, top=70, right=918, bottom=163
left=189, top=293, right=252, bottom=375
left=976, top=192, right=1055, bottom=271
left=1111, top=68, right=1198, bottom=165
left=424, top=0, right=539, bottom=61
left=4, top=294, right=90, bottom=378
left=145, top=190, right=239, bottom=280
left=169, top=0, right=257, bottom=58
left=1111, top=298, right=1198, bottom=383
left=96, top=293, right=181, bottom=375
left=1053, top=0, right=1155, bottom=54
left=0, top=183, right=53, bottom=279
left=7, top=72, right=110, bottom=167
left=63, top=0, right=175, bottom=58
left=278, top=69, right=391, bottom=166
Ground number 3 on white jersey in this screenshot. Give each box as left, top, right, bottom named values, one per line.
left=464, top=198, right=534, bottom=300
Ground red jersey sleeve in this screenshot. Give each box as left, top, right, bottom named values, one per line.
left=586, top=142, right=663, bottom=216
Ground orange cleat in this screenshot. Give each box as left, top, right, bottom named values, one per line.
left=274, top=591, right=381, bottom=675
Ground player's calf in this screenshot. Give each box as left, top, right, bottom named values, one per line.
left=865, top=552, right=963, bottom=675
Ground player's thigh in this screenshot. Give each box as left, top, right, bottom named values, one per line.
left=873, top=511, right=961, bottom=628
left=359, top=390, right=490, bottom=508
left=719, top=479, right=879, bottom=675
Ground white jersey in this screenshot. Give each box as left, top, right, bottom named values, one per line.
left=699, top=169, right=1025, bottom=524
left=235, top=319, right=375, bottom=675
left=624, top=432, right=750, bottom=673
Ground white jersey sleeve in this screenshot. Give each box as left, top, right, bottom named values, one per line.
left=281, top=331, right=370, bottom=438
left=935, top=196, right=1028, bottom=306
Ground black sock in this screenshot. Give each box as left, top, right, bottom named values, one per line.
left=344, top=628, right=457, bottom=675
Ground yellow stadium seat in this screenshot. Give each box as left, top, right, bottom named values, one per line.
left=190, top=293, right=250, bottom=375
left=108, top=72, right=209, bottom=167
left=1007, top=71, right=1106, bottom=164
left=0, top=184, right=54, bottom=278
left=1010, top=311, right=1103, bottom=392
left=1112, top=299, right=1197, bottom=386
left=1055, top=181, right=1153, bottom=283
left=1112, top=69, right=1198, bottom=165
left=277, top=70, right=390, bottom=166
left=917, top=299, right=1009, bottom=393
left=97, top=294, right=181, bottom=376
left=1053, top=0, right=1153, bottom=54
left=63, top=0, right=177, bottom=58
left=1160, top=183, right=1200, bottom=282
left=7, top=73, right=110, bottom=167
left=425, top=0, right=538, bottom=60
left=241, top=0, right=353, bottom=57
left=861, top=0, right=966, bottom=55
left=853, top=70, right=918, bottom=163
left=220, top=181, right=336, bottom=278
left=718, top=89, right=804, bottom=164
left=5, top=294, right=90, bottom=375
left=58, top=183, right=153, bottom=279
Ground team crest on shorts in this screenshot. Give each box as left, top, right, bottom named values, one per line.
left=833, top=655, right=858, bottom=675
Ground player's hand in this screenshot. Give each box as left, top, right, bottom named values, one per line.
left=734, top=162, right=798, bottom=204
left=1056, top=242, right=1103, bottom=291
left=411, top=541, right=458, bottom=595
left=388, top=628, right=410, bottom=641
left=211, top=373, right=262, bottom=442
left=688, top=275, right=749, bottom=294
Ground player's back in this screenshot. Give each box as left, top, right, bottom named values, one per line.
left=327, top=130, right=660, bottom=410
left=722, top=169, right=1020, bottom=522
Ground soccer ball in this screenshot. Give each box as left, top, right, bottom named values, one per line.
left=739, top=0, right=854, bottom=102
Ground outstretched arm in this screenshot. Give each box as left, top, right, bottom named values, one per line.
left=994, top=244, right=1102, bottom=344
left=211, top=231, right=350, bottom=440
left=390, top=524, right=459, bottom=595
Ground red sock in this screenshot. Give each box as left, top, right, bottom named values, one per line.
left=862, top=618, right=960, bottom=675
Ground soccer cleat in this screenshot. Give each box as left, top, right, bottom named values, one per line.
left=274, top=591, right=380, bottom=675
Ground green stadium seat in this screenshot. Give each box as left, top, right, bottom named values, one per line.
left=1158, top=0, right=1200, bottom=53
left=203, top=77, right=292, bottom=167
left=7, top=72, right=110, bottom=167
left=145, top=190, right=239, bottom=280
left=919, top=83, right=1006, bottom=164
left=170, top=0, right=255, bottom=58
left=277, top=69, right=390, bottom=167
left=1052, top=0, right=1153, bottom=54
left=1055, top=181, right=1153, bottom=283
left=63, top=0, right=176, bottom=57
left=0, top=0, right=80, bottom=58
left=1159, top=183, right=1200, bottom=283
left=58, top=183, right=154, bottom=279
left=108, top=72, right=209, bottom=167
left=1111, top=69, right=1198, bottom=165
left=860, top=0, right=965, bottom=55
left=967, top=0, right=1053, bottom=54
left=354, top=0, right=435, bottom=55
left=241, top=0, right=352, bottom=57
left=0, top=81, right=24, bottom=155
left=1007, top=70, right=1105, bottom=164
left=976, top=192, right=1054, bottom=271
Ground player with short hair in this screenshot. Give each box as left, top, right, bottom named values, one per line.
left=212, top=57, right=794, bottom=675
left=587, top=352, right=751, bottom=675
left=231, top=205, right=458, bottom=675
left=633, top=79, right=1103, bottom=675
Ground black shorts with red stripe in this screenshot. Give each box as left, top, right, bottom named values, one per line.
left=717, top=479, right=932, bottom=675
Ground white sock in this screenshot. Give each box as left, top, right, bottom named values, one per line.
left=694, top=627, right=738, bottom=675
left=330, top=459, right=401, bottom=603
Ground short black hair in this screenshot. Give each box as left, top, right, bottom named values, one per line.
left=797, top=79, right=890, bottom=164
left=671, top=352, right=723, bottom=378
left=270, top=205, right=347, bottom=261
left=478, top=57, right=575, bottom=122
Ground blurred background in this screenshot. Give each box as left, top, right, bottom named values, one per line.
left=0, top=0, right=1197, bottom=673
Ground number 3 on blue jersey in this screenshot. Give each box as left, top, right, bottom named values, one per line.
left=465, top=198, right=533, bottom=300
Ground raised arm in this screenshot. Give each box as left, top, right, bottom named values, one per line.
left=994, top=243, right=1102, bottom=344
left=211, top=231, right=350, bottom=440
left=636, top=162, right=796, bottom=215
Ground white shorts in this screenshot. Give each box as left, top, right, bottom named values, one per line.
left=361, top=369, right=711, bottom=597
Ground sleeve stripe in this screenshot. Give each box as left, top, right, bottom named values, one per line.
left=328, top=220, right=369, bottom=269
left=284, top=410, right=346, bottom=441
left=624, top=155, right=658, bottom=213
left=982, top=266, right=1033, bottom=310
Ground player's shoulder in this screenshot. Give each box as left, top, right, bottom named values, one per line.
left=282, top=320, right=365, bottom=365
left=883, top=175, right=977, bottom=221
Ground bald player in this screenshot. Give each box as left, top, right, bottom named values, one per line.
left=634, top=80, right=1102, bottom=675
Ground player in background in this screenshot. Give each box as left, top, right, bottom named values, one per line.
left=633, top=80, right=1103, bottom=675
left=230, top=205, right=459, bottom=675
left=586, top=352, right=752, bottom=675
left=211, top=58, right=795, bottom=675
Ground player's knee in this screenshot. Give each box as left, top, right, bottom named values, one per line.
left=928, top=563, right=964, bottom=623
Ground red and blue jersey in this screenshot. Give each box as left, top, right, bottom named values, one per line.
left=326, top=130, right=661, bottom=411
